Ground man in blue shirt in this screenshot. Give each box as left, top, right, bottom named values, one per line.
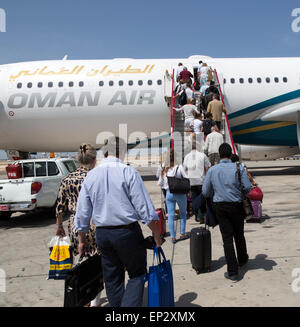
left=75, top=136, right=162, bottom=307
left=202, top=143, right=252, bottom=281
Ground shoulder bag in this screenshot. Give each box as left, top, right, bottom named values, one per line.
left=236, top=163, right=254, bottom=220
left=167, top=166, right=190, bottom=194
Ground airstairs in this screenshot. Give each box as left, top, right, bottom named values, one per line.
left=169, top=67, right=237, bottom=162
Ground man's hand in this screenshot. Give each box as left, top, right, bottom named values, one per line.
left=78, top=232, right=89, bottom=257
left=153, top=232, right=162, bottom=248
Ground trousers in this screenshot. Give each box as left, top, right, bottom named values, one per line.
left=96, top=223, right=147, bottom=307
left=214, top=202, right=248, bottom=275
left=166, top=189, right=187, bottom=238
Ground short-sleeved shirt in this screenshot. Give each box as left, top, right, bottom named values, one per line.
left=183, top=151, right=211, bottom=186
left=179, top=70, right=193, bottom=81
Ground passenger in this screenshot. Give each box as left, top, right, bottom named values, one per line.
left=200, top=82, right=210, bottom=111
left=207, top=81, right=220, bottom=96
left=175, top=98, right=200, bottom=131
left=75, top=136, right=162, bottom=307
left=179, top=66, right=194, bottom=85
left=197, top=60, right=203, bottom=77
left=231, top=154, right=257, bottom=186
left=207, top=93, right=226, bottom=131
left=185, top=80, right=195, bottom=101
left=202, top=143, right=252, bottom=281
left=158, top=149, right=189, bottom=244
left=199, top=63, right=212, bottom=87
left=184, top=140, right=210, bottom=223
left=175, top=62, right=184, bottom=83
left=202, top=112, right=217, bottom=140
left=55, top=143, right=103, bottom=307
left=204, top=126, right=224, bottom=166
left=193, top=112, right=204, bottom=141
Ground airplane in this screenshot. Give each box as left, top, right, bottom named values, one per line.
left=0, top=55, right=299, bottom=160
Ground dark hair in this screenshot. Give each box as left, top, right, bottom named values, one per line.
left=205, top=112, right=213, bottom=119
left=213, top=93, right=220, bottom=100
left=199, top=61, right=203, bottom=64
left=210, top=81, right=215, bottom=86
left=102, top=136, right=127, bottom=158
left=231, top=154, right=240, bottom=163
left=219, top=143, right=232, bottom=159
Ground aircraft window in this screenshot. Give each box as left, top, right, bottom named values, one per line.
left=17, top=83, right=22, bottom=89
left=27, top=82, right=33, bottom=88
left=239, top=78, right=244, bottom=84
left=266, top=77, right=271, bottom=83
left=223, top=79, right=226, bottom=84
left=148, top=80, right=152, bottom=85
left=69, top=81, right=74, bottom=87
left=230, top=78, right=235, bottom=84
left=109, top=81, right=114, bottom=86
left=283, top=77, right=288, bottom=83
left=99, top=81, right=104, bottom=87
left=157, top=80, right=162, bottom=85
left=129, top=80, right=133, bottom=86
left=257, top=78, right=262, bottom=83
left=138, top=80, right=143, bottom=86
left=48, top=82, right=53, bottom=88
left=274, top=77, right=279, bottom=83
left=58, top=82, right=64, bottom=87
left=119, top=81, right=124, bottom=86
left=248, top=78, right=253, bottom=84
left=79, top=81, right=84, bottom=87
left=38, top=82, right=43, bottom=88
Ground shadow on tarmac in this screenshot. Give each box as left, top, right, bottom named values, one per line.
left=238, top=254, right=277, bottom=281
left=0, top=210, right=61, bottom=229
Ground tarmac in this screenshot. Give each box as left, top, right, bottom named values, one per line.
left=0, top=159, right=300, bottom=307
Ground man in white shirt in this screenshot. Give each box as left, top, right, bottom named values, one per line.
left=204, top=126, right=224, bottom=166
left=175, top=62, right=184, bottom=82
left=184, top=141, right=210, bottom=222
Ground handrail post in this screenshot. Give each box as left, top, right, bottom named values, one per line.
left=214, top=69, right=237, bottom=155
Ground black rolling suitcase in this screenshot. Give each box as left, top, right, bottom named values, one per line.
left=190, top=227, right=211, bottom=274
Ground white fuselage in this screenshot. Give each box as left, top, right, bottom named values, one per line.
left=0, top=55, right=299, bottom=155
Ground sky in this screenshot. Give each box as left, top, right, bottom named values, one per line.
left=0, top=0, right=300, bottom=64
left=1, top=0, right=300, bottom=158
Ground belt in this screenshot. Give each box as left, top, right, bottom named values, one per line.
left=97, top=222, right=138, bottom=230
left=214, top=202, right=242, bottom=206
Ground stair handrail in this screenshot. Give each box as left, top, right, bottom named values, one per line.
left=213, top=69, right=237, bottom=155
left=171, top=69, right=175, bottom=150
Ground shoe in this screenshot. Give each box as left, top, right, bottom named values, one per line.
left=179, top=234, right=189, bottom=241
left=199, top=218, right=205, bottom=224
left=239, top=259, right=248, bottom=268
left=224, top=272, right=239, bottom=282
left=171, top=238, right=177, bottom=244
left=239, top=256, right=249, bottom=267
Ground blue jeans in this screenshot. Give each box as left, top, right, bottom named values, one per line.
left=96, top=223, right=147, bottom=307
left=166, top=190, right=187, bottom=239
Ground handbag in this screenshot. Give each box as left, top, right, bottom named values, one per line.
left=236, top=163, right=254, bottom=220
left=148, top=246, right=174, bottom=307
left=64, top=253, right=104, bottom=307
left=167, top=165, right=190, bottom=194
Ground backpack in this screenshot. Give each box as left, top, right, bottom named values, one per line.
left=178, top=90, right=187, bottom=106
left=203, top=119, right=214, bottom=135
